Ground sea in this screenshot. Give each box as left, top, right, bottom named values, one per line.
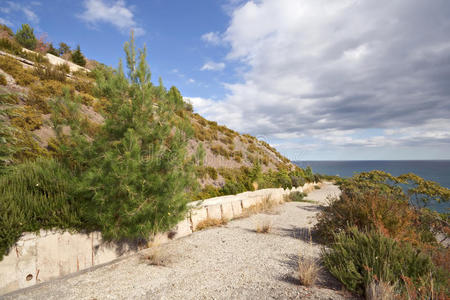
left=294, top=160, right=450, bottom=213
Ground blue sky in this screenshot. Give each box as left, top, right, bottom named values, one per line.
left=2, top=0, right=450, bottom=161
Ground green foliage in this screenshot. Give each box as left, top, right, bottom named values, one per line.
left=47, top=43, right=59, bottom=56
left=73, top=33, right=196, bottom=240
left=34, top=63, right=67, bottom=82
left=15, top=24, right=37, bottom=50
left=0, top=38, right=24, bottom=56
left=58, top=42, right=70, bottom=56
left=0, top=55, right=38, bottom=86
left=0, top=24, right=14, bottom=37
left=71, top=45, right=86, bottom=67
left=0, top=158, right=82, bottom=260
left=322, top=228, right=447, bottom=297
left=315, top=171, right=449, bottom=244
left=289, top=191, right=307, bottom=202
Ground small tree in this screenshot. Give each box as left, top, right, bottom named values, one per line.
left=58, top=42, right=70, bottom=56
left=71, top=45, right=86, bottom=67
left=15, top=24, right=37, bottom=50
left=75, top=32, right=197, bottom=240
left=47, top=42, right=59, bottom=56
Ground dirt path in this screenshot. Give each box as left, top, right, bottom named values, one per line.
left=5, top=183, right=354, bottom=300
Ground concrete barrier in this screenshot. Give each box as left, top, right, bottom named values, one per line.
left=0, top=182, right=318, bottom=295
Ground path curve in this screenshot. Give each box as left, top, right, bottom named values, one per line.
left=5, top=183, right=353, bottom=300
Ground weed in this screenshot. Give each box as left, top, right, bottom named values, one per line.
left=255, top=218, right=272, bottom=233
left=298, top=256, right=321, bottom=287
left=365, top=280, right=397, bottom=300
left=289, top=191, right=308, bottom=202
left=195, top=217, right=228, bottom=231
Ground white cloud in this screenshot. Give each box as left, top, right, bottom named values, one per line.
left=201, top=31, right=221, bottom=45
left=192, top=0, right=450, bottom=158
left=201, top=61, right=225, bottom=71
left=79, top=0, right=145, bottom=36
left=1, top=2, right=40, bottom=24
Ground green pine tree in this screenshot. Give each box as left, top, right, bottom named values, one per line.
left=15, top=24, right=37, bottom=50
left=71, top=45, right=86, bottom=67
left=75, top=32, right=197, bottom=240
left=47, top=43, right=59, bottom=56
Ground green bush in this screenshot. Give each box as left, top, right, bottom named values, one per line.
left=0, top=38, right=24, bottom=56
left=34, top=63, right=67, bottom=82
left=322, top=228, right=447, bottom=297
left=71, top=45, right=86, bottom=67
left=0, top=158, right=82, bottom=260
left=289, top=191, right=307, bottom=202
left=15, top=24, right=37, bottom=50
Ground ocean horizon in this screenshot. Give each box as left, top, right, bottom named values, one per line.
left=294, top=160, right=450, bottom=212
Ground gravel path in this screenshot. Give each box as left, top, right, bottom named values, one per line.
left=5, top=183, right=354, bottom=300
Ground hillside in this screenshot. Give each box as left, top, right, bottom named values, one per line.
left=0, top=24, right=310, bottom=201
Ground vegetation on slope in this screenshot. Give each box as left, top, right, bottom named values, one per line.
left=0, top=24, right=316, bottom=259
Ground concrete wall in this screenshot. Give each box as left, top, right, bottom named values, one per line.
left=0, top=183, right=316, bottom=295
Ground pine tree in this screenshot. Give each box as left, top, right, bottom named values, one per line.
left=15, top=24, right=37, bottom=50
left=76, top=32, right=197, bottom=240
left=47, top=43, right=59, bottom=56
left=71, top=45, right=86, bottom=67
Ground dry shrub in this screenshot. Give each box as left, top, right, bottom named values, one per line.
left=315, top=190, right=418, bottom=244
left=195, top=217, right=228, bottom=231
left=255, top=218, right=272, bottom=233
left=142, top=235, right=170, bottom=266
left=298, top=256, right=321, bottom=287
left=143, top=246, right=169, bottom=266
left=243, top=195, right=279, bottom=217
left=0, top=73, right=6, bottom=85
left=365, top=280, right=396, bottom=300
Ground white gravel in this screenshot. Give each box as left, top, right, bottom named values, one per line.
left=4, top=183, right=356, bottom=300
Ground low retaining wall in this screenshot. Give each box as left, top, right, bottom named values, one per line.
left=0, top=183, right=317, bottom=295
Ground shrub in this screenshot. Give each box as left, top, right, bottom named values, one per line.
left=0, top=38, right=24, bottom=56
left=298, top=256, right=321, bottom=287
left=0, top=55, right=38, bottom=86
left=47, top=43, right=59, bottom=56
left=255, top=218, right=272, bottom=233
left=34, top=63, right=67, bottom=82
left=71, top=45, right=86, bottom=67
left=321, top=228, right=446, bottom=297
left=27, top=80, right=69, bottom=113
left=0, top=158, right=82, bottom=260
left=9, top=106, right=43, bottom=131
left=0, top=73, right=6, bottom=85
left=315, top=190, right=418, bottom=243
left=15, top=24, right=37, bottom=50
left=289, top=191, right=307, bottom=202
left=315, top=171, right=450, bottom=245
left=195, top=217, right=228, bottom=231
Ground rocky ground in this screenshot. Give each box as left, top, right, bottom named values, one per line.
left=4, top=183, right=357, bottom=300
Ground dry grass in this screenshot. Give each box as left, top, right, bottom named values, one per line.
left=242, top=196, right=279, bottom=217
left=255, top=218, right=272, bottom=233
left=298, top=256, right=321, bottom=287
left=142, top=234, right=170, bottom=266
left=365, top=280, right=396, bottom=300
left=195, top=217, right=228, bottom=231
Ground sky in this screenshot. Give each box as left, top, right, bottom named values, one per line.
left=1, top=0, right=450, bottom=161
